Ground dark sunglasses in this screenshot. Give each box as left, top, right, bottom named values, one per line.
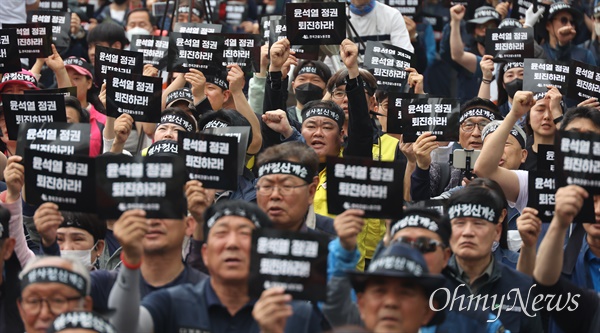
left=393, top=237, right=444, bottom=253
left=556, top=17, right=575, bottom=26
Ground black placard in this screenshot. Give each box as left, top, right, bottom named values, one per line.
left=3, top=23, right=53, bottom=58
left=16, top=122, right=90, bottom=157
left=173, top=22, right=223, bottom=35
left=39, top=0, right=67, bottom=11
left=24, top=148, right=95, bottom=212
left=527, top=170, right=556, bottom=222
left=24, top=86, right=77, bottom=97
left=364, top=41, right=412, bottom=92
left=484, top=27, right=533, bottom=61
left=167, top=32, right=224, bottom=74
left=224, top=1, right=248, bottom=26
left=203, top=126, right=250, bottom=176
left=523, top=58, right=569, bottom=94
left=77, top=4, right=95, bottom=21
left=1, top=93, right=67, bottom=140
left=387, top=95, right=460, bottom=142
left=286, top=2, right=346, bottom=45
left=554, top=130, right=600, bottom=195
left=218, top=33, right=261, bottom=73
left=537, top=144, right=555, bottom=172
left=178, top=132, right=239, bottom=190
left=248, top=228, right=329, bottom=302
left=260, top=15, right=283, bottom=43
left=130, top=35, right=170, bottom=70
left=384, top=0, right=421, bottom=19
left=566, top=60, right=600, bottom=103
left=268, top=18, right=319, bottom=60
left=0, top=29, right=21, bottom=73
left=326, top=156, right=404, bottom=219
left=106, top=73, right=162, bottom=123
left=28, top=11, right=71, bottom=53
left=95, top=154, right=187, bottom=219
left=94, top=46, right=144, bottom=87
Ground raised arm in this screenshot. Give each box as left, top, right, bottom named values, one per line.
left=45, top=45, right=72, bottom=89
left=228, top=64, right=263, bottom=155
left=516, top=207, right=542, bottom=276
left=449, top=5, right=478, bottom=74
left=478, top=55, right=494, bottom=100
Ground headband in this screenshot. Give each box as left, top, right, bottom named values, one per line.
left=482, top=120, right=527, bottom=149
left=160, top=113, right=194, bottom=133
left=390, top=214, right=440, bottom=238
left=206, top=75, right=228, bottom=90
left=49, top=311, right=116, bottom=333
left=503, top=62, right=523, bottom=73
left=203, top=119, right=229, bottom=130
left=448, top=203, right=498, bottom=224
left=459, top=108, right=498, bottom=124
left=1, top=72, right=37, bottom=84
left=206, top=207, right=268, bottom=230
left=297, top=65, right=326, bottom=80
left=257, top=161, right=314, bottom=184
left=147, top=140, right=179, bottom=156
left=302, top=106, right=345, bottom=130
left=21, top=267, right=87, bottom=296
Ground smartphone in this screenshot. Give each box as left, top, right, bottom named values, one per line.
left=452, top=149, right=481, bottom=169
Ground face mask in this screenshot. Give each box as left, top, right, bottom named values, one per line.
left=126, top=27, right=151, bottom=41
left=61, top=242, right=98, bottom=270
left=295, top=83, right=324, bottom=105
left=595, top=22, right=600, bottom=36
left=504, top=78, right=523, bottom=99
left=474, top=35, right=486, bottom=45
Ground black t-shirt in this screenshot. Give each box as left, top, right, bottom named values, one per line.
left=521, top=146, right=537, bottom=171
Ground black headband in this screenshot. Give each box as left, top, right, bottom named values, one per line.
left=206, top=207, right=268, bottom=230
left=303, top=106, right=345, bottom=129
left=459, top=108, right=498, bottom=124
left=160, top=114, right=194, bottom=133
left=48, top=311, right=116, bottom=333
left=21, top=267, right=87, bottom=296
left=202, top=119, right=229, bottom=130
left=390, top=214, right=440, bottom=237
left=258, top=161, right=314, bottom=184
left=1, top=72, right=37, bottom=84
left=297, top=65, right=326, bottom=80
left=448, top=203, right=498, bottom=224
left=147, top=140, right=179, bottom=156
left=503, top=62, right=523, bottom=73
left=482, top=120, right=527, bottom=149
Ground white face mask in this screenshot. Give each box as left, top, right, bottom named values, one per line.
left=126, top=27, right=151, bottom=42
left=595, top=22, right=600, bottom=37
left=61, top=242, right=98, bottom=270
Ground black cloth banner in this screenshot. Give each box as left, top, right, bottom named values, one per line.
left=39, top=0, right=67, bottom=11
left=484, top=27, right=533, bottom=61
left=364, top=41, right=412, bottom=92
left=167, top=32, right=224, bottom=74
left=248, top=228, right=329, bottom=302
left=219, top=33, right=261, bottom=73
left=94, top=46, right=143, bottom=87
left=523, top=58, right=569, bottom=94
left=527, top=170, right=556, bottom=223
left=326, top=156, right=404, bottom=219
left=566, top=60, right=600, bottom=103
left=95, top=154, right=187, bottom=219
left=203, top=126, right=250, bottom=176
left=2, top=93, right=66, bottom=140
left=28, top=11, right=71, bottom=53
left=106, top=73, right=162, bottom=123
left=16, top=122, right=90, bottom=157
left=130, top=35, right=170, bottom=70
left=387, top=95, right=460, bottom=142
left=24, top=148, right=95, bottom=212
left=173, top=23, right=223, bottom=35
left=178, top=132, right=239, bottom=190
left=0, top=29, right=21, bottom=73
left=384, top=0, right=421, bottom=19
left=285, top=2, right=346, bottom=45
left=24, top=86, right=77, bottom=97
left=3, top=23, right=53, bottom=58
left=537, top=144, right=555, bottom=172
left=555, top=130, right=600, bottom=194
left=268, top=17, right=319, bottom=60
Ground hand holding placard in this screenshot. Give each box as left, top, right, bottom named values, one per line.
left=113, top=114, right=134, bottom=147
left=4, top=156, right=24, bottom=204
left=185, top=180, right=215, bottom=225
left=516, top=207, right=542, bottom=248
left=227, top=64, right=245, bottom=93
left=33, top=202, right=63, bottom=248
left=414, top=132, right=438, bottom=170
left=113, top=209, right=148, bottom=266
left=554, top=185, right=589, bottom=227
left=333, top=209, right=365, bottom=251
left=252, top=287, right=293, bottom=333
left=184, top=69, right=206, bottom=102
left=406, top=68, right=424, bottom=94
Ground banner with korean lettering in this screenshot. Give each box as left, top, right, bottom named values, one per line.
left=523, top=59, right=569, bottom=94
left=286, top=2, right=346, bottom=45
left=0, top=29, right=21, bottom=73
left=484, top=27, right=533, bottom=61
left=94, top=46, right=144, bottom=87
left=268, top=17, right=319, bottom=60
left=384, top=0, right=421, bottom=19
left=218, top=33, right=261, bottom=74
left=106, top=73, right=162, bottom=123
left=39, top=0, right=67, bottom=11
left=173, top=22, right=223, bottom=35
left=24, top=149, right=95, bottom=212
left=387, top=95, right=460, bottom=142
left=16, top=122, right=90, bottom=157
left=203, top=126, right=250, bottom=176
left=1, top=93, right=67, bottom=140
left=95, top=154, right=187, bottom=219
left=364, top=41, right=412, bottom=92
left=326, top=156, right=404, bottom=219
left=566, top=60, right=600, bottom=103
left=167, top=32, right=224, bottom=74
left=527, top=170, right=556, bottom=222
left=130, top=35, right=170, bottom=70
left=3, top=23, right=53, bottom=58
left=178, top=132, right=239, bottom=190
left=248, top=228, right=329, bottom=302
left=24, top=86, right=77, bottom=97
left=28, top=11, right=71, bottom=53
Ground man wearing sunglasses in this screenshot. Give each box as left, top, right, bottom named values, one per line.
left=543, top=3, right=596, bottom=66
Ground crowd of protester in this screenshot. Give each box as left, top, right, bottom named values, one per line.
left=1, top=0, right=600, bottom=332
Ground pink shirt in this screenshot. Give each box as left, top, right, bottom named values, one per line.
left=88, top=105, right=106, bottom=157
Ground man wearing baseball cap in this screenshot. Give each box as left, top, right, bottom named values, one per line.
left=0, top=70, right=39, bottom=95
left=287, top=60, right=332, bottom=127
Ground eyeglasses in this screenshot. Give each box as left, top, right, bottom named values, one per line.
left=19, top=295, right=83, bottom=315
left=556, top=17, right=574, bottom=26
left=393, top=237, right=445, bottom=253
left=461, top=121, right=490, bottom=133
left=331, top=90, right=347, bottom=100
left=255, top=184, right=309, bottom=196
